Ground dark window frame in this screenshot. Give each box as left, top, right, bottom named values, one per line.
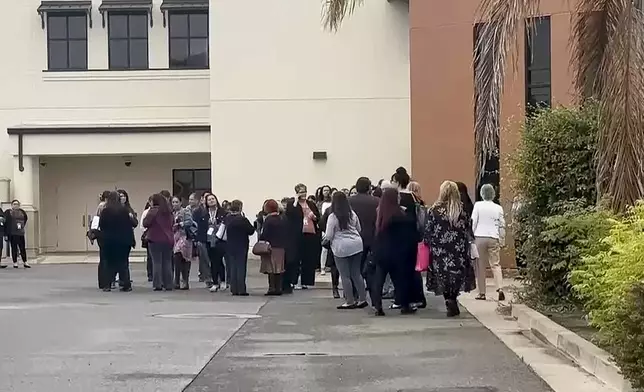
left=167, top=10, right=209, bottom=70
left=525, top=16, right=552, bottom=115
left=107, top=12, right=150, bottom=70
left=172, top=168, right=212, bottom=203
left=46, top=12, right=88, bottom=71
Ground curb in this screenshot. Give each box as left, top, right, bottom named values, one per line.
left=512, top=304, right=633, bottom=392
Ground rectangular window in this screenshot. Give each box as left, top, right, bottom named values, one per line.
left=172, top=169, right=211, bottom=204
left=168, top=11, right=209, bottom=69
left=108, top=13, right=149, bottom=70
left=525, top=16, right=552, bottom=114
left=473, top=23, right=500, bottom=202
left=47, top=14, right=88, bottom=70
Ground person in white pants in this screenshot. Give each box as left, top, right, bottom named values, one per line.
left=472, top=184, right=506, bottom=301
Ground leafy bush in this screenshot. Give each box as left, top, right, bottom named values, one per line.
left=571, top=203, right=644, bottom=389
left=513, top=104, right=600, bottom=307
left=516, top=202, right=613, bottom=309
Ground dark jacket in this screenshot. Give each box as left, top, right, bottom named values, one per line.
left=142, top=206, right=174, bottom=245
left=285, top=198, right=321, bottom=236
left=349, top=193, right=379, bottom=248
left=0, top=210, right=7, bottom=238
left=399, top=191, right=418, bottom=222
left=193, top=206, right=226, bottom=243
left=259, top=213, right=289, bottom=249
left=372, top=214, right=419, bottom=266
left=99, top=205, right=135, bottom=247
left=223, top=213, right=255, bottom=253
left=5, top=208, right=28, bottom=236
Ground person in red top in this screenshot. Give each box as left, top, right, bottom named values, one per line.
left=143, top=193, right=175, bottom=291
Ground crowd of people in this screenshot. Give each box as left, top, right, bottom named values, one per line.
left=2, top=165, right=508, bottom=318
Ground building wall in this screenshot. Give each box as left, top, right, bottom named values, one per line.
left=209, top=0, right=411, bottom=213
left=39, top=154, right=210, bottom=252
left=409, top=0, right=576, bottom=267
left=0, top=0, right=209, bottom=180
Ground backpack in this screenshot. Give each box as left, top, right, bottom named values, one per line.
left=411, top=193, right=427, bottom=234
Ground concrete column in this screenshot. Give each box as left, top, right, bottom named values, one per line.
left=11, top=155, right=40, bottom=258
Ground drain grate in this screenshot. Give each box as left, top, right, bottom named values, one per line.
left=263, top=352, right=329, bottom=357
left=151, top=313, right=261, bottom=320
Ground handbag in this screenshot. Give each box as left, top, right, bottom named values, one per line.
left=252, top=240, right=272, bottom=256
left=415, top=242, right=431, bottom=272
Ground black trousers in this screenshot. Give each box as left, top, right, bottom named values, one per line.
left=208, top=244, right=226, bottom=285
left=227, top=248, right=248, bottom=295
left=173, top=253, right=191, bottom=288
left=297, top=233, right=320, bottom=286
left=146, top=247, right=153, bottom=281
left=268, top=274, right=283, bottom=294
left=371, top=259, right=414, bottom=310
left=10, top=235, right=27, bottom=263
left=100, top=242, right=131, bottom=290
left=282, top=247, right=298, bottom=292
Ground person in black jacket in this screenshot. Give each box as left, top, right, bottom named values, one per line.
left=258, top=199, right=289, bottom=295
left=349, top=177, right=379, bottom=276
left=193, top=192, right=227, bottom=290
left=223, top=200, right=255, bottom=296
left=371, top=188, right=420, bottom=316
left=0, top=207, right=7, bottom=268
left=98, top=191, right=135, bottom=292
left=284, top=183, right=322, bottom=290
left=5, top=200, right=30, bottom=268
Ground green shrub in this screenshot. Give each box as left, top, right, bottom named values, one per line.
left=513, top=104, right=600, bottom=307
left=517, top=202, right=613, bottom=309
left=571, top=203, right=644, bottom=389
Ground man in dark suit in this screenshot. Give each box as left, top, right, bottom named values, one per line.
left=349, top=177, right=380, bottom=276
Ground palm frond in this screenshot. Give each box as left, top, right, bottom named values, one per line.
left=473, top=0, right=542, bottom=183
left=571, top=1, right=609, bottom=99
left=322, top=0, right=364, bottom=32
left=594, top=0, right=644, bottom=211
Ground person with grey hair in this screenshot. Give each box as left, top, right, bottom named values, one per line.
left=472, top=184, right=506, bottom=301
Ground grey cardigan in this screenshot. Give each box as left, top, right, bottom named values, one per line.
left=323, top=211, right=363, bottom=258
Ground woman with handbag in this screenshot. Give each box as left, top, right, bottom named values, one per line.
left=255, top=199, right=288, bottom=295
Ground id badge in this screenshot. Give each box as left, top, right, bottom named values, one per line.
left=16, top=223, right=22, bottom=230
left=207, top=227, right=215, bottom=236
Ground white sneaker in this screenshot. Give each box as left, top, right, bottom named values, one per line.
left=320, top=270, right=326, bottom=276
left=209, top=285, right=219, bottom=293
left=219, top=282, right=228, bottom=291
left=294, top=284, right=303, bottom=290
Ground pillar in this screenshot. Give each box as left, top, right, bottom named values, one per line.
left=11, top=155, right=40, bottom=258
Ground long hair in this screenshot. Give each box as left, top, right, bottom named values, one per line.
left=455, top=181, right=474, bottom=219
left=434, top=181, right=463, bottom=226
left=202, top=192, right=221, bottom=210
left=376, top=188, right=402, bottom=234
left=331, top=191, right=352, bottom=230
left=151, top=193, right=171, bottom=215
left=117, top=189, right=133, bottom=211
left=104, top=191, right=121, bottom=210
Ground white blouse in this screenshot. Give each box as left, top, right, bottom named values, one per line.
left=472, top=200, right=506, bottom=240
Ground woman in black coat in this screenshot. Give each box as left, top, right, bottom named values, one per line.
left=99, top=191, right=135, bottom=292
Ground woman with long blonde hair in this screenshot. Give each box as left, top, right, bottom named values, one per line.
left=423, top=181, right=475, bottom=317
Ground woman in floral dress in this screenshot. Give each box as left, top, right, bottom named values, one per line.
left=171, top=196, right=197, bottom=290
left=423, top=181, right=476, bottom=317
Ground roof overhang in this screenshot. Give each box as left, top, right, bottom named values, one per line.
left=98, top=0, right=154, bottom=27
left=37, top=1, right=93, bottom=29
left=159, top=0, right=208, bottom=27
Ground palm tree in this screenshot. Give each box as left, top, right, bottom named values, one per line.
left=323, top=0, right=644, bottom=212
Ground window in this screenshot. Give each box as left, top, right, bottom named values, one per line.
left=525, top=16, right=552, bottom=115
left=172, top=169, right=211, bottom=204
left=473, top=23, right=500, bottom=202
left=108, top=13, right=149, bottom=69
left=47, top=14, right=88, bottom=70
left=168, top=12, right=208, bottom=69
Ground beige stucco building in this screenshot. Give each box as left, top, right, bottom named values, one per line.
left=0, top=0, right=410, bottom=255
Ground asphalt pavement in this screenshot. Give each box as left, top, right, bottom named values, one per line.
left=0, top=262, right=552, bottom=392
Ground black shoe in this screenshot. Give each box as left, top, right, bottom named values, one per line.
left=446, top=299, right=460, bottom=317
left=337, top=303, right=357, bottom=310
left=374, top=308, right=385, bottom=316
left=153, top=287, right=163, bottom=291
left=356, top=301, right=369, bottom=309
left=147, top=277, right=153, bottom=282
left=174, top=285, right=181, bottom=290
left=400, top=306, right=417, bottom=315
left=23, top=263, right=31, bottom=269
left=475, top=294, right=487, bottom=300
left=120, top=287, right=132, bottom=292
left=498, top=290, right=506, bottom=302
left=332, top=287, right=340, bottom=299
left=0, top=265, right=6, bottom=269
left=416, top=301, right=427, bottom=309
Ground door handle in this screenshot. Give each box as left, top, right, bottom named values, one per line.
left=82, top=214, right=86, bottom=228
